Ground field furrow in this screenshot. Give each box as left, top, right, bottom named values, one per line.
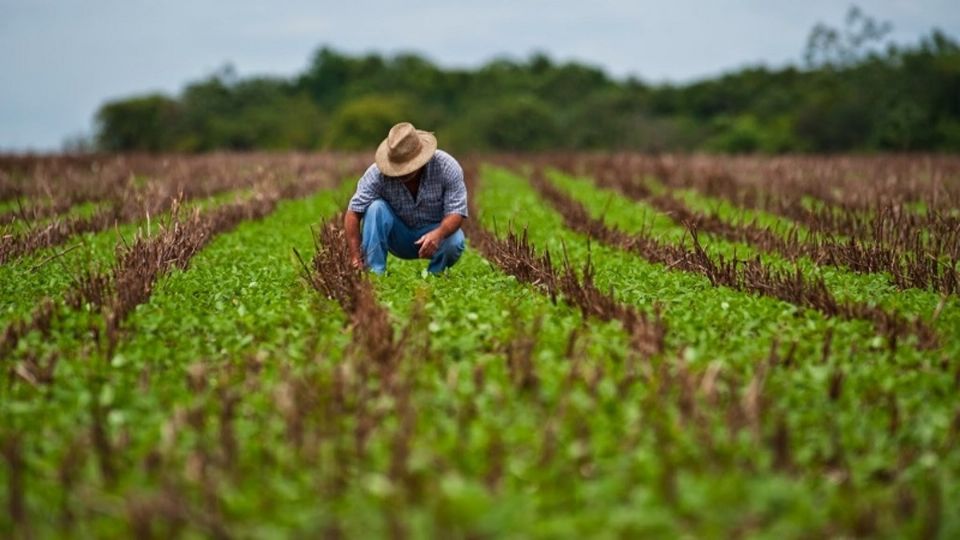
left=0, top=194, right=267, bottom=359
left=0, top=160, right=350, bottom=354
left=552, top=155, right=960, bottom=268
left=472, top=163, right=960, bottom=536
left=2, top=170, right=344, bottom=391
left=0, top=155, right=359, bottom=266
left=589, top=168, right=959, bottom=296
left=544, top=169, right=960, bottom=356
left=479, top=164, right=958, bottom=376
left=534, top=168, right=954, bottom=352
left=3, top=153, right=958, bottom=538
left=0, top=185, right=356, bottom=536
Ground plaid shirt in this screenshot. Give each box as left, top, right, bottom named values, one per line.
left=347, top=149, right=469, bottom=229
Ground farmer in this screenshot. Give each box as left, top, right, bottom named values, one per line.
left=344, top=121, right=467, bottom=274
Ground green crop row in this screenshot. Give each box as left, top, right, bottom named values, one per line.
left=0, top=188, right=255, bottom=327
left=474, top=165, right=959, bottom=537
left=1, top=185, right=350, bottom=536
left=546, top=169, right=960, bottom=357
left=2, top=163, right=957, bottom=538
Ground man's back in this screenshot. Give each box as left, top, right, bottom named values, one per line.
left=348, top=149, right=468, bottom=229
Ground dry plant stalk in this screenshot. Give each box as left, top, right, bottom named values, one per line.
left=527, top=168, right=938, bottom=349
left=461, top=161, right=666, bottom=358
left=546, top=154, right=959, bottom=295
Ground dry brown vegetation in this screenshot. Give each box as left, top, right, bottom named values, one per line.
left=462, top=161, right=666, bottom=358
left=464, top=159, right=952, bottom=536
left=0, top=153, right=365, bottom=264
left=1, top=152, right=956, bottom=538
left=526, top=167, right=938, bottom=349
left=540, top=153, right=960, bottom=296
left=297, top=213, right=438, bottom=538
left=299, top=214, right=402, bottom=366
left=2, top=156, right=359, bottom=372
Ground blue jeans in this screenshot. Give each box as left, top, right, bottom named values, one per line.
left=362, top=199, right=466, bottom=274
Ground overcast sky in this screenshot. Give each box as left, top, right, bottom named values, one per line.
left=1, top=0, right=958, bottom=151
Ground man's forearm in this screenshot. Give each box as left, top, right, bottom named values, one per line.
left=344, top=211, right=363, bottom=260
left=434, top=214, right=464, bottom=238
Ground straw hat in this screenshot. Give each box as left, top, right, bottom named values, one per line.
left=375, top=122, right=438, bottom=177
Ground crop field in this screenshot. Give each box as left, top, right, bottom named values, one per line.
left=1, top=152, right=959, bottom=538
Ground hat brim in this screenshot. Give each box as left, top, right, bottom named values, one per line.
left=375, top=130, right=438, bottom=178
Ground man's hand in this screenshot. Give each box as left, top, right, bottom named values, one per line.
left=344, top=211, right=365, bottom=270
left=414, top=228, right=445, bottom=259
left=416, top=214, right=464, bottom=259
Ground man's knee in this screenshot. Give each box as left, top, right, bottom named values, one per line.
left=362, top=200, right=395, bottom=235
left=365, top=199, right=391, bottom=219
left=440, top=229, right=466, bottom=257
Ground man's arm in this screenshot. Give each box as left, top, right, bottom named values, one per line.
left=414, top=213, right=463, bottom=259
left=344, top=210, right=364, bottom=269
left=415, top=154, right=468, bottom=258
left=345, top=165, right=382, bottom=269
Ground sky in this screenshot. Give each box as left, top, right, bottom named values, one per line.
left=1, top=0, right=958, bottom=152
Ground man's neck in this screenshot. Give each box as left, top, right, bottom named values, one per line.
left=402, top=170, right=422, bottom=199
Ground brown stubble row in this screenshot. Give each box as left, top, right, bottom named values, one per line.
left=464, top=162, right=949, bottom=537
left=297, top=189, right=668, bottom=530
left=3, top=194, right=269, bottom=383
left=550, top=153, right=960, bottom=263
left=525, top=168, right=939, bottom=351
left=551, top=152, right=960, bottom=211
left=299, top=213, right=432, bottom=539
left=460, top=161, right=667, bottom=359
left=0, top=153, right=357, bottom=222
left=0, top=153, right=367, bottom=265
left=464, top=162, right=700, bottom=514
left=0, top=154, right=164, bottom=220
left=1, top=159, right=355, bottom=379
left=557, top=154, right=960, bottom=296
left=299, top=215, right=401, bottom=366
left=637, top=188, right=958, bottom=296
left=537, top=153, right=960, bottom=295
left=1, top=161, right=360, bottom=538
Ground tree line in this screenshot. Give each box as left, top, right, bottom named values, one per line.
left=95, top=10, right=960, bottom=154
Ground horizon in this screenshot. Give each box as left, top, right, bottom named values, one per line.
left=2, top=0, right=959, bottom=152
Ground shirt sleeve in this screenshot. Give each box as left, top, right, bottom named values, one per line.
left=347, top=165, right=382, bottom=214
left=442, top=158, right=469, bottom=218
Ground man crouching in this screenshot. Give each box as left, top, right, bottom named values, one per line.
left=345, top=122, right=467, bottom=274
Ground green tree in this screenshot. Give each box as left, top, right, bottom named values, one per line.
left=449, top=95, right=559, bottom=151
left=95, top=94, right=179, bottom=151
left=323, top=95, right=412, bottom=150
left=92, top=16, right=960, bottom=154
